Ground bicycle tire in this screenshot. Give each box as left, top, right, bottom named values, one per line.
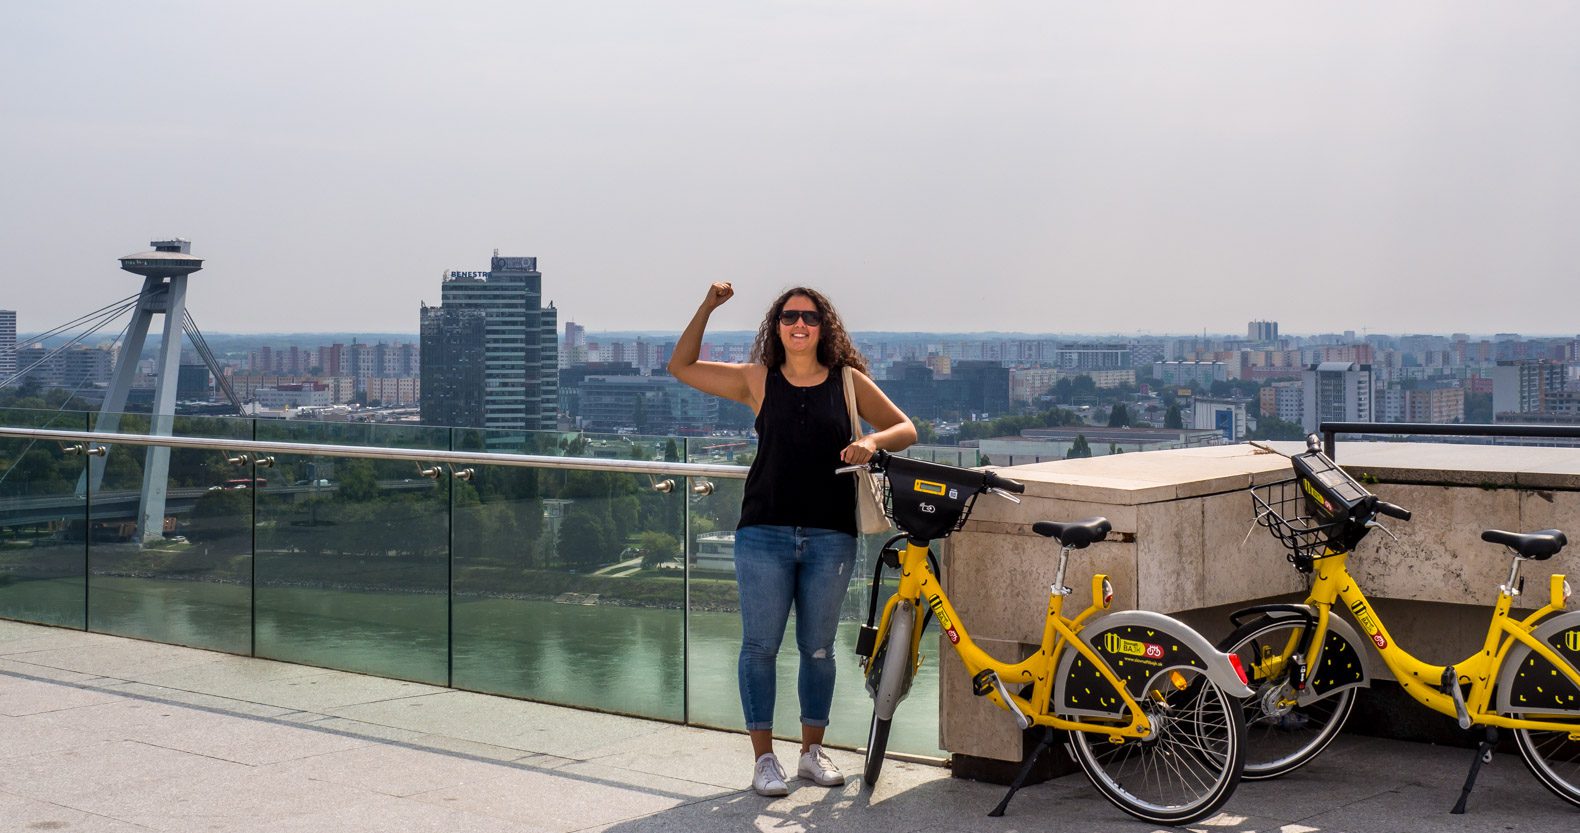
left=863, top=601, right=916, bottom=788
left=1221, top=616, right=1356, bottom=780
left=863, top=714, right=894, bottom=787
left=1065, top=635, right=1245, bottom=824
left=1513, top=723, right=1580, bottom=807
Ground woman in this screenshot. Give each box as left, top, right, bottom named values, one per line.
left=669, top=283, right=917, bottom=796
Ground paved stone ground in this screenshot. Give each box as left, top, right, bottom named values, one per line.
left=1, top=618, right=1576, bottom=832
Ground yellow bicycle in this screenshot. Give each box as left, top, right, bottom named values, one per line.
left=845, top=451, right=1251, bottom=824
left=1227, top=436, right=1580, bottom=813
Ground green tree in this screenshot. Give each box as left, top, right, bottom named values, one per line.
left=635, top=531, right=681, bottom=569
left=1106, top=403, right=1132, bottom=428
left=1249, top=416, right=1308, bottom=441
left=1164, top=404, right=1184, bottom=429
left=1051, top=377, right=1073, bottom=403
left=559, top=506, right=613, bottom=571
left=1066, top=434, right=1092, bottom=459
left=335, top=459, right=380, bottom=502
left=663, top=438, right=680, bottom=462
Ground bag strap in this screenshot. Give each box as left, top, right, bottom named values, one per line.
left=841, top=365, right=862, bottom=441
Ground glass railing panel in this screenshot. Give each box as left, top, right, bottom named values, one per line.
left=251, top=421, right=451, bottom=684
left=681, top=441, right=750, bottom=736
left=0, top=408, right=90, bottom=627
left=86, top=414, right=254, bottom=653
left=683, top=439, right=943, bottom=757
left=450, top=428, right=686, bottom=721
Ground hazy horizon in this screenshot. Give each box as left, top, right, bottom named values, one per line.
left=4, top=3, right=1577, bottom=337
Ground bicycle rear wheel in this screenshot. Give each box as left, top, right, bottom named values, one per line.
left=1066, top=664, right=1244, bottom=825
left=863, top=601, right=915, bottom=788
left=1514, top=724, right=1580, bottom=807
left=1221, top=617, right=1356, bottom=779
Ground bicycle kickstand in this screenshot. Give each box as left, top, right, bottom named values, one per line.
left=987, top=727, right=1056, bottom=817
left=1450, top=726, right=1498, bottom=815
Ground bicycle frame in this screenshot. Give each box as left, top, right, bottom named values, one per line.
left=1254, top=550, right=1580, bottom=734
left=869, top=538, right=1156, bottom=740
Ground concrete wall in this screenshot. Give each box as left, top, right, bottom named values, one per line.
left=941, top=442, right=1580, bottom=763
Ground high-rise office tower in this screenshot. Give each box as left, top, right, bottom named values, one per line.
left=0, top=310, right=15, bottom=378
left=420, top=305, right=487, bottom=427
left=420, top=254, right=559, bottom=433
left=1247, top=320, right=1279, bottom=343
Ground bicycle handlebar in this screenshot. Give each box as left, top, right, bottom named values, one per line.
left=984, top=471, right=1025, bottom=494
left=1374, top=500, right=1411, bottom=522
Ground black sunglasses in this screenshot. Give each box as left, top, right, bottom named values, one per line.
left=778, top=310, right=823, bottom=326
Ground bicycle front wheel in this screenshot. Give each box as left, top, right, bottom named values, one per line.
left=1514, top=724, right=1580, bottom=807
left=863, top=600, right=916, bottom=788
left=1067, top=664, right=1244, bottom=825
left=1221, top=617, right=1356, bottom=779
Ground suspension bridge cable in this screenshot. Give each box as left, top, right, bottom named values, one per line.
left=0, top=314, right=136, bottom=489
left=181, top=311, right=242, bottom=411
left=0, top=299, right=138, bottom=390
left=13, top=292, right=141, bottom=348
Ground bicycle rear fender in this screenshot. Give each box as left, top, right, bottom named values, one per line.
left=1055, top=610, right=1252, bottom=720
left=1496, top=610, right=1580, bottom=716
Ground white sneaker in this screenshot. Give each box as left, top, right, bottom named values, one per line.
left=752, top=753, right=789, bottom=797
left=797, top=744, right=846, bottom=786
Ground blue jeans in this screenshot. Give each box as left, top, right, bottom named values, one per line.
left=734, top=524, right=857, bottom=732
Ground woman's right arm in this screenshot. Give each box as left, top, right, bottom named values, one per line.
left=668, top=282, right=757, bottom=408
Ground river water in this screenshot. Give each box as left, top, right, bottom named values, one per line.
left=33, top=576, right=944, bottom=757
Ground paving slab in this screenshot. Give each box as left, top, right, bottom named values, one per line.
left=6, top=637, right=226, bottom=678
left=40, top=699, right=374, bottom=766
left=0, top=789, right=155, bottom=832
left=261, top=739, right=533, bottom=798
left=327, top=689, right=673, bottom=758
left=405, top=762, right=713, bottom=833
left=0, top=713, right=115, bottom=762
left=0, top=669, right=124, bottom=716
left=132, top=664, right=446, bottom=712
left=96, top=678, right=303, bottom=718
left=223, top=794, right=535, bottom=833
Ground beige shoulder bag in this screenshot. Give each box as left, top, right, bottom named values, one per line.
left=842, top=365, right=892, bottom=535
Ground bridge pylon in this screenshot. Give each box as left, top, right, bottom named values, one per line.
left=79, top=239, right=204, bottom=544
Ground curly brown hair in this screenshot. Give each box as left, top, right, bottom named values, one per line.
left=749, top=287, right=869, bottom=376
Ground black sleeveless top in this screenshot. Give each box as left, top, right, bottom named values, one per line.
left=738, top=367, right=858, bottom=536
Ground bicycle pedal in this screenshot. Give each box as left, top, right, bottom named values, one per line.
left=971, top=669, right=995, bottom=697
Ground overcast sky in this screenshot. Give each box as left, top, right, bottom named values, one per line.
left=3, top=2, right=1576, bottom=338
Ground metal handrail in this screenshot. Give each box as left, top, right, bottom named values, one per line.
left=1320, top=421, right=1580, bottom=459
left=0, top=426, right=750, bottom=479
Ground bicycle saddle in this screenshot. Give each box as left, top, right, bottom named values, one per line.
left=1032, top=518, right=1111, bottom=549
left=1481, top=528, right=1567, bottom=560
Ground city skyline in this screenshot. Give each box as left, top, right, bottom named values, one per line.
left=4, top=5, right=1579, bottom=335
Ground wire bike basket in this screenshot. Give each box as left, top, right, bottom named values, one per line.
left=1251, top=478, right=1349, bottom=562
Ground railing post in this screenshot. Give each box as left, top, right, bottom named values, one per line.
left=1324, top=428, right=1336, bottom=460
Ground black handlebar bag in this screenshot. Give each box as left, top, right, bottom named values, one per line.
left=882, top=456, right=981, bottom=541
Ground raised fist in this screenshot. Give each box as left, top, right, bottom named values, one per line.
left=702, top=282, right=734, bottom=310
